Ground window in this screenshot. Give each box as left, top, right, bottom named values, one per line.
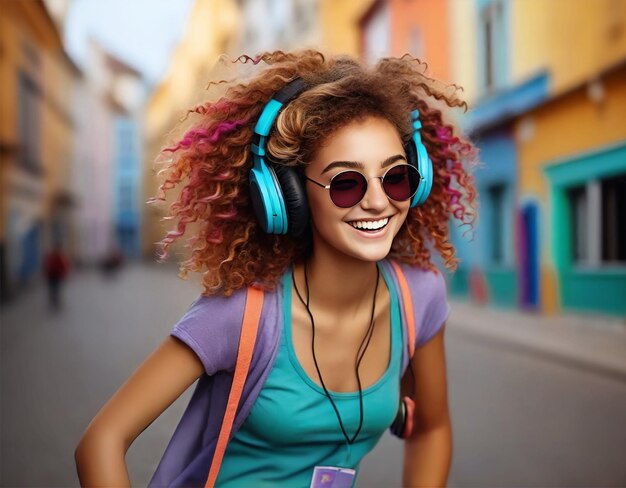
left=18, top=72, right=41, bottom=173
left=487, top=183, right=506, bottom=263
left=479, top=1, right=504, bottom=93
left=361, top=2, right=391, bottom=65
left=567, top=173, right=626, bottom=265
left=567, top=186, right=588, bottom=262
left=601, top=174, right=626, bottom=262
left=408, top=26, right=424, bottom=59
left=20, top=40, right=41, bottom=68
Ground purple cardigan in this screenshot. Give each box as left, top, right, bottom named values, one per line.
left=148, top=260, right=450, bottom=487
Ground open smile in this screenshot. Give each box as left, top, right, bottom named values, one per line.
left=347, top=216, right=392, bottom=234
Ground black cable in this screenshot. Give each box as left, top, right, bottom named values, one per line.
left=291, top=263, right=379, bottom=445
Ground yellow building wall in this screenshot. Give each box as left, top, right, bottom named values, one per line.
left=42, top=49, right=76, bottom=231
left=511, top=0, right=626, bottom=94
left=449, top=0, right=478, bottom=101
left=318, top=0, right=376, bottom=57
left=450, top=0, right=626, bottom=103
left=0, top=0, right=76, bottom=248
left=516, top=69, right=626, bottom=312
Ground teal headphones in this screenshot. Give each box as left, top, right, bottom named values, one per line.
left=249, top=78, right=434, bottom=236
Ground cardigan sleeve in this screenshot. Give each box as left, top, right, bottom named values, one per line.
left=395, top=262, right=451, bottom=350
left=415, top=268, right=450, bottom=348
left=170, top=288, right=247, bottom=375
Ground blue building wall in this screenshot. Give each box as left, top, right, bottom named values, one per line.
left=113, top=117, right=141, bottom=258
left=449, top=127, right=518, bottom=306
left=451, top=52, right=549, bottom=305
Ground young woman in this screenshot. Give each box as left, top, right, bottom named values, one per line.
left=75, top=50, right=477, bottom=487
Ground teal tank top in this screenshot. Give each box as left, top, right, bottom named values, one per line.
left=215, top=263, right=403, bottom=487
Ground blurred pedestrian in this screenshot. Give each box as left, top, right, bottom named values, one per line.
left=43, top=244, right=70, bottom=311
left=75, top=50, right=478, bottom=487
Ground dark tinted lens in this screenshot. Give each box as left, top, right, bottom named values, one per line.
left=382, top=164, right=420, bottom=201
left=329, top=171, right=367, bottom=207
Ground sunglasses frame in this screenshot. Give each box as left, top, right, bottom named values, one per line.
left=304, top=163, right=423, bottom=208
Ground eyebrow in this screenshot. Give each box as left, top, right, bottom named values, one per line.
left=321, top=154, right=407, bottom=175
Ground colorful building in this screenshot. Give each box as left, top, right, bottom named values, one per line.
left=525, top=64, right=626, bottom=316
left=72, top=40, right=120, bottom=265
left=235, top=0, right=318, bottom=53
left=0, top=0, right=79, bottom=301
left=359, top=0, right=450, bottom=81
left=449, top=0, right=626, bottom=317
left=107, top=54, right=146, bottom=260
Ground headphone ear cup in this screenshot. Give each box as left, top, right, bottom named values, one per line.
left=272, top=164, right=309, bottom=237
left=390, top=397, right=406, bottom=438
left=412, top=143, right=433, bottom=207
left=401, top=395, right=415, bottom=439
left=407, top=137, right=433, bottom=208
left=250, top=161, right=288, bottom=234
left=389, top=395, right=416, bottom=439
left=404, top=141, right=423, bottom=209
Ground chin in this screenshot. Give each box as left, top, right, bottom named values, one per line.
left=347, top=245, right=393, bottom=263
left=337, top=234, right=396, bottom=263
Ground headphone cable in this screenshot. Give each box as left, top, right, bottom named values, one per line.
left=292, top=262, right=379, bottom=445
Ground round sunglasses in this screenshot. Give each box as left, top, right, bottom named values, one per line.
left=304, top=163, right=422, bottom=208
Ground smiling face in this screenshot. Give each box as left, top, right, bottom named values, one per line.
left=304, top=115, right=411, bottom=263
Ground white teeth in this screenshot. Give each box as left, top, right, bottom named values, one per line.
left=349, top=217, right=389, bottom=230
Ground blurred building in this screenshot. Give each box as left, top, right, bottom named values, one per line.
left=359, top=0, right=450, bottom=81
left=449, top=0, right=626, bottom=317
left=0, top=0, right=80, bottom=302
left=107, top=54, right=146, bottom=260
left=71, top=41, right=114, bottom=265
left=235, top=0, right=318, bottom=53
left=71, top=40, right=145, bottom=265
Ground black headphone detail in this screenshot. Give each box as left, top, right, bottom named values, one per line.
left=390, top=395, right=415, bottom=439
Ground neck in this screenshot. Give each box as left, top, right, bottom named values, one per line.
left=295, top=245, right=381, bottom=316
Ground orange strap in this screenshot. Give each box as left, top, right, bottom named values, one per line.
left=390, top=261, right=416, bottom=359
left=205, top=286, right=264, bottom=488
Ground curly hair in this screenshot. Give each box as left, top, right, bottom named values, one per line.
left=150, top=49, right=478, bottom=296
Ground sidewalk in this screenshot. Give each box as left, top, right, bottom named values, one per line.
left=447, top=300, right=626, bottom=381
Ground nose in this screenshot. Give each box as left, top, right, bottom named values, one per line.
left=360, top=176, right=388, bottom=211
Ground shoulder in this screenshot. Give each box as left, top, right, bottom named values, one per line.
left=383, top=259, right=450, bottom=349
left=384, top=259, right=447, bottom=304
left=392, top=260, right=446, bottom=294
left=169, top=287, right=250, bottom=376
left=170, top=283, right=283, bottom=376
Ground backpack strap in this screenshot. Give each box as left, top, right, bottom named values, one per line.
left=389, top=261, right=416, bottom=359
left=205, top=286, right=264, bottom=488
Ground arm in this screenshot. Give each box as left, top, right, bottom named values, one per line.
left=402, top=326, right=452, bottom=487
left=74, top=336, right=204, bottom=487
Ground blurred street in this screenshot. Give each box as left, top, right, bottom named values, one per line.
left=1, top=264, right=625, bottom=487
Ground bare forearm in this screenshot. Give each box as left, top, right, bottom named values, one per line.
left=402, top=423, right=452, bottom=487
left=75, top=434, right=131, bottom=488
